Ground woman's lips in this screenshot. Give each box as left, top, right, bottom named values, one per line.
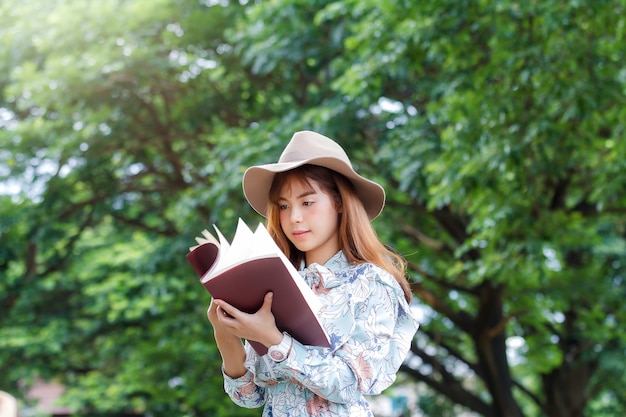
left=292, top=230, right=309, bottom=238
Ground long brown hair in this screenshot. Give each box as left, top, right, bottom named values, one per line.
left=266, top=165, right=412, bottom=303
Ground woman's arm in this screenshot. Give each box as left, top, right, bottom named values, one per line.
left=208, top=292, right=285, bottom=408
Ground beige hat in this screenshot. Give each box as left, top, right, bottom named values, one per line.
left=242, top=130, right=386, bottom=219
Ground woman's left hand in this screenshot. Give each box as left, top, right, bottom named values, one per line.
left=213, top=292, right=284, bottom=348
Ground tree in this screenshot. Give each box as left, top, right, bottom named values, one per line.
left=1, top=1, right=260, bottom=415
left=306, top=1, right=625, bottom=415
left=1, top=0, right=625, bottom=416
left=225, top=0, right=626, bottom=414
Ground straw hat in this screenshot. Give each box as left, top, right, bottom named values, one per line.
left=242, top=130, right=385, bottom=219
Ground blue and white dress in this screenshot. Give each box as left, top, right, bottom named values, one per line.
left=223, top=251, right=419, bottom=417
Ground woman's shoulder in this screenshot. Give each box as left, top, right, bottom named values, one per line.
left=345, top=261, right=393, bottom=279
left=343, top=262, right=403, bottom=294
left=312, top=253, right=403, bottom=298
left=340, top=261, right=371, bottom=273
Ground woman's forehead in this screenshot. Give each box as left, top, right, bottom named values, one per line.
left=279, top=175, right=319, bottom=198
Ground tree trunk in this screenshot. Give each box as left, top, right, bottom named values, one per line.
left=474, top=282, right=524, bottom=417
left=541, top=309, right=597, bottom=417
left=542, top=361, right=594, bottom=417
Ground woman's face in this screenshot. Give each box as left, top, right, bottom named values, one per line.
left=277, top=177, right=340, bottom=266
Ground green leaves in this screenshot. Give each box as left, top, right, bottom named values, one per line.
left=1, top=0, right=625, bottom=416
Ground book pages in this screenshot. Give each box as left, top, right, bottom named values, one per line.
left=252, top=223, right=322, bottom=313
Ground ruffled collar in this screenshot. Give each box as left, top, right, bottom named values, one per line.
left=300, top=251, right=349, bottom=291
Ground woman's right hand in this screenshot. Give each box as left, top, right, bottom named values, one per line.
left=208, top=299, right=239, bottom=340
left=210, top=293, right=283, bottom=349
left=207, top=298, right=247, bottom=378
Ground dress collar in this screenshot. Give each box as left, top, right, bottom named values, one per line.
left=301, top=251, right=348, bottom=290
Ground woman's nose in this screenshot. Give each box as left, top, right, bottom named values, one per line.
left=290, top=207, right=303, bottom=223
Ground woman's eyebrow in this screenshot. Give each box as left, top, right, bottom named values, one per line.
left=297, top=190, right=316, bottom=199
left=278, top=190, right=316, bottom=201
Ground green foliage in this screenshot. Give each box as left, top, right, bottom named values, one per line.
left=1, top=0, right=625, bottom=416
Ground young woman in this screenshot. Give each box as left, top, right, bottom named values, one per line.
left=207, top=130, right=418, bottom=417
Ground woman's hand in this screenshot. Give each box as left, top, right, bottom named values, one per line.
left=207, top=298, right=247, bottom=378
left=211, top=292, right=284, bottom=348
left=208, top=298, right=240, bottom=341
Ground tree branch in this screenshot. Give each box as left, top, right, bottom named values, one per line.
left=401, top=223, right=454, bottom=253
left=408, top=259, right=478, bottom=295
left=410, top=281, right=475, bottom=330
left=402, top=341, right=494, bottom=416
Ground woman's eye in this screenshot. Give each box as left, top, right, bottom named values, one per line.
left=278, top=204, right=288, bottom=210
left=303, top=201, right=314, bottom=206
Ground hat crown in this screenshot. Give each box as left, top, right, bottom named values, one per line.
left=278, top=131, right=352, bottom=167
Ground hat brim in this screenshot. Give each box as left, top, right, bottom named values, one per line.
left=243, top=156, right=385, bottom=220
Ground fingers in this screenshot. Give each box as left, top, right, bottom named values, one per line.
left=207, top=299, right=218, bottom=321
left=214, top=299, right=237, bottom=319
left=217, top=305, right=235, bottom=319
left=209, top=294, right=278, bottom=342
left=207, top=299, right=234, bottom=326
left=260, top=292, right=274, bottom=313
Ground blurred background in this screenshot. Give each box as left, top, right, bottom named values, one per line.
left=1, top=1, right=625, bottom=416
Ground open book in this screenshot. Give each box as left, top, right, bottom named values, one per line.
left=185, top=218, right=330, bottom=355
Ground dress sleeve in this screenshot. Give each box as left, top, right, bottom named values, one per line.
left=222, top=343, right=266, bottom=409
left=267, top=263, right=417, bottom=403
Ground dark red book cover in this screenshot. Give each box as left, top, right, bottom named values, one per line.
left=186, top=236, right=330, bottom=356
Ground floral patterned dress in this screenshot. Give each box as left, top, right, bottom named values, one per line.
left=223, top=251, right=419, bottom=417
